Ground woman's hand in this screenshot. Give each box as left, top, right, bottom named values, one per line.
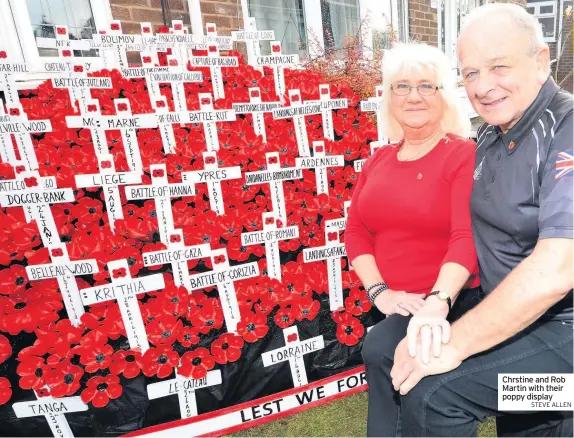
left=374, top=290, right=426, bottom=316
left=407, top=298, right=450, bottom=364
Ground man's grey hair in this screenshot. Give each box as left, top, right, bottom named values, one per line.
left=460, top=2, right=547, bottom=56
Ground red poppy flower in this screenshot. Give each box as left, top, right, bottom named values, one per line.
left=56, top=27, right=66, bottom=35
left=274, top=306, right=296, bottom=329
left=0, top=265, right=29, bottom=295
left=117, top=103, right=128, bottom=112
left=177, top=326, right=200, bottom=347
left=79, top=343, right=114, bottom=373
left=0, top=290, right=63, bottom=335
left=81, top=305, right=124, bottom=340
left=81, top=375, right=123, bottom=408
left=0, top=334, right=11, bottom=364
left=109, top=349, right=143, bottom=379
left=62, top=50, right=71, bottom=57
left=146, top=314, right=182, bottom=346
left=16, top=355, right=47, bottom=390
left=9, top=108, right=20, bottom=116
left=237, top=311, right=269, bottom=343
left=72, top=197, right=104, bottom=224
left=344, top=288, right=372, bottom=316
left=210, top=333, right=244, bottom=365
left=294, top=297, right=321, bottom=322
left=188, top=300, right=224, bottom=334
left=44, top=363, right=83, bottom=397
left=110, top=23, right=120, bottom=31
left=157, top=283, right=189, bottom=318
left=179, top=347, right=215, bottom=379
left=336, top=314, right=365, bottom=346
left=141, top=346, right=179, bottom=378
left=0, top=378, right=11, bottom=405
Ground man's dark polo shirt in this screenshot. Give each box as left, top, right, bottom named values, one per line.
left=471, top=77, right=573, bottom=320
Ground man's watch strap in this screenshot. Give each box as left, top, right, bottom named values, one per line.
left=426, top=290, right=452, bottom=312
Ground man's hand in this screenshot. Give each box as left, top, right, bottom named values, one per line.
left=391, top=338, right=465, bottom=395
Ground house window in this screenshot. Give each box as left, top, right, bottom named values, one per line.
left=527, top=0, right=557, bottom=41
left=320, top=0, right=360, bottom=50
left=248, top=0, right=308, bottom=56
left=26, top=0, right=98, bottom=57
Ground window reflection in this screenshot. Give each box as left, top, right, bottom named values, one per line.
left=26, top=0, right=98, bottom=57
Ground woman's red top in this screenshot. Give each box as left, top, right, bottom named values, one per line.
left=345, top=135, right=480, bottom=294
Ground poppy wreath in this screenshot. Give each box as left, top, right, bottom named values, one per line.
left=0, top=49, right=383, bottom=425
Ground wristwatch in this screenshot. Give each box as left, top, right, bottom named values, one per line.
left=426, top=290, right=452, bottom=313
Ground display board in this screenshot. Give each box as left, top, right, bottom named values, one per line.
left=0, top=19, right=383, bottom=437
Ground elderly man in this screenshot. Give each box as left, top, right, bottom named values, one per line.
left=362, top=3, right=573, bottom=437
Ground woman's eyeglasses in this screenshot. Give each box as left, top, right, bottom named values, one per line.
left=390, top=83, right=443, bottom=96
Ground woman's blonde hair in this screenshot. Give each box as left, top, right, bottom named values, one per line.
left=379, top=43, right=471, bottom=141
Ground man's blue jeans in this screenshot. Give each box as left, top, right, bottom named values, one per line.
left=362, top=288, right=574, bottom=437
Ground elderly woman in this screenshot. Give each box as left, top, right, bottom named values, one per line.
left=345, top=43, right=481, bottom=436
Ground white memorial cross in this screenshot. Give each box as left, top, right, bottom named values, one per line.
left=296, top=141, right=344, bottom=195
left=317, top=84, right=348, bottom=140
left=142, top=228, right=210, bottom=289
left=12, top=392, right=88, bottom=438
left=80, top=259, right=165, bottom=352
left=76, top=98, right=109, bottom=157
left=181, top=151, right=242, bottom=215
left=231, top=87, right=281, bottom=143
left=188, top=248, right=259, bottom=333
left=125, top=163, right=196, bottom=245
left=192, top=23, right=233, bottom=51
left=25, top=244, right=99, bottom=326
left=256, top=42, right=299, bottom=102
left=90, top=20, right=143, bottom=69
left=147, top=369, right=222, bottom=420
left=302, top=226, right=347, bottom=311
left=75, top=154, right=142, bottom=233
left=0, top=169, right=64, bottom=249
left=0, top=105, right=17, bottom=165
left=0, top=49, right=31, bottom=105
left=0, top=100, right=51, bottom=170
left=231, top=17, right=275, bottom=69
left=261, top=326, right=325, bottom=388
left=190, top=24, right=239, bottom=100
left=323, top=200, right=351, bottom=232
left=120, top=52, right=169, bottom=110
left=138, top=22, right=163, bottom=65
left=360, top=85, right=387, bottom=143
left=163, top=55, right=204, bottom=113
left=272, top=89, right=323, bottom=157
left=241, top=212, right=299, bottom=281
left=243, top=152, right=303, bottom=224
left=353, top=140, right=383, bottom=173
left=36, top=25, right=109, bottom=112
left=186, top=93, right=236, bottom=151
left=132, top=52, right=201, bottom=153
left=66, top=98, right=159, bottom=172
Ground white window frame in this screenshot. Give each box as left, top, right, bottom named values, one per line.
left=527, top=0, right=557, bottom=42
left=4, top=0, right=112, bottom=86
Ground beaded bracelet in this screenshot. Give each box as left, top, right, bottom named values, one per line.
left=368, top=284, right=389, bottom=306
left=366, top=282, right=388, bottom=295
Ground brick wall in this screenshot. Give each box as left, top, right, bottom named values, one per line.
left=408, top=0, right=438, bottom=46
left=109, top=0, right=242, bottom=36
left=554, top=3, right=573, bottom=92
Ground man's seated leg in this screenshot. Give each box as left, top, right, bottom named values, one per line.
left=496, top=411, right=574, bottom=437
left=398, top=320, right=573, bottom=437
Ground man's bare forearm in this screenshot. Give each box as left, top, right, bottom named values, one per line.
left=450, top=239, right=573, bottom=360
